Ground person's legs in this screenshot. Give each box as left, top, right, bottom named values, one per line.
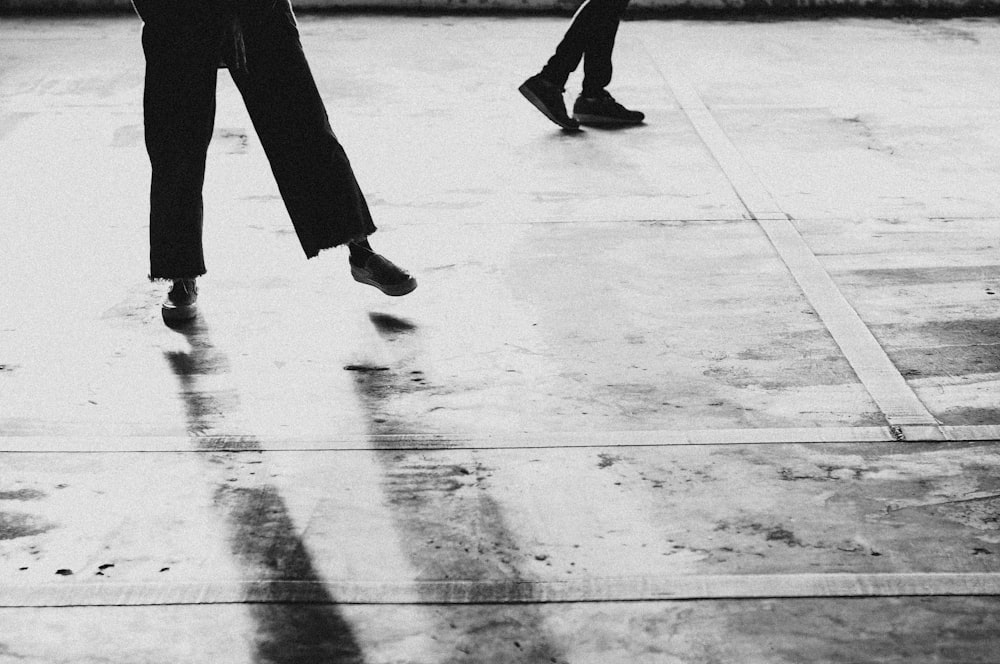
left=226, top=0, right=377, bottom=259
left=579, top=0, right=630, bottom=96
left=539, top=0, right=607, bottom=89
left=572, top=0, right=644, bottom=126
left=226, top=0, right=414, bottom=295
left=521, top=0, right=629, bottom=130
left=137, top=0, right=225, bottom=280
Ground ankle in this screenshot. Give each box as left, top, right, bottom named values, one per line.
left=348, top=239, right=375, bottom=265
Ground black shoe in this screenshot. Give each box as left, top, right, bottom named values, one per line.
left=573, top=91, right=645, bottom=126
left=162, top=278, right=198, bottom=322
left=518, top=74, right=580, bottom=131
left=351, top=254, right=417, bottom=297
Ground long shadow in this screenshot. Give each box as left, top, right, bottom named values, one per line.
left=346, top=312, right=568, bottom=664
left=164, top=317, right=366, bottom=664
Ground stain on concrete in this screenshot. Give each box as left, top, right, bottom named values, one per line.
left=868, top=318, right=1000, bottom=378
left=0, top=511, right=52, bottom=540
left=876, top=318, right=1000, bottom=348
left=214, top=127, right=249, bottom=155
left=707, top=327, right=862, bottom=389
left=0, top=488, right=45, bottom=501
left=936, top=407, right=1000, bottom=426
left=838, top=115, right=896, bottom=155
left=726, top=597, right=1000, bottom=664
left=111, top=124, right=143, bottom=148
left=889, top=345, right=1000, bottom=378
left=597, top=453, right=620, bottom=469
left=844, top=265, right=1000, bottom=287
left=0, top=112, right=33, bottom=143
left=779, top=465, right=864, bottom=482
left=894, top=494, right=1000, bottom=533
left=715, top=520, right=819, bottom=550
left=100, top=289, right=163, bottom=326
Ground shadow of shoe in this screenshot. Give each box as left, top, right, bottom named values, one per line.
left=369, top=312, right=418, bottom=340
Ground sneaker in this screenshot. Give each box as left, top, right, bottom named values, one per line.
left=351, top=254, right=417, bottom=297
left=573, top=91, right=645, bottom=126
left=162, top=278, right=198, bottom=322
left=518, top=74, right=580, bottom=131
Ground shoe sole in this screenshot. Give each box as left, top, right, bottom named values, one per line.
left=162, top=302, right=198, bottom=322
left=518, top=83, right=580, bottom=131
left=573, top=113, right=644, bottom=127
left=352, top=266, right=418, bottom=297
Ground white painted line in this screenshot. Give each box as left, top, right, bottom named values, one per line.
left=0, top=425, right=995, bottom=453
left=756, top=218, right=941, bottom=430
left=0, top=427, right=893, bottom=453
left=655, top=63, right=942, bottom=434
left=4, top=573, right=1000, bottom=607
left=663, top=79, right=784, bottom=219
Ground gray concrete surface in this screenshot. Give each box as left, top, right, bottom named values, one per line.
left=2, top=13, right=1000, bottom=663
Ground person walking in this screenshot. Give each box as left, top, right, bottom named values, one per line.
left=133, top=0, right=417, bottom=323
left=518, top=0, right=644, bottom=130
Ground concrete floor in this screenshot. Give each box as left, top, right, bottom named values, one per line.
left=2, top=12, right=1000, bottom=663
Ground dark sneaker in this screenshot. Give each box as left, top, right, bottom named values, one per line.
left=162, top=278, right=198, bottom=322
left=351, top=254, right=417, bottom=297
left=518, top=75, right=580, bottom=131
left=573, top=91, right=645, bottom=126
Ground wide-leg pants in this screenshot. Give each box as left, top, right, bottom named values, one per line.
left=135, top=0, right=377, bottom=279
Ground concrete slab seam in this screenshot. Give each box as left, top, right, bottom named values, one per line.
left=0, top=426, right=996, bottom=452
left=653, top=61, right=942, bottom=435
left=4, top=573, right=1000, bottom=607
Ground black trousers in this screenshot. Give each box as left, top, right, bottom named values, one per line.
left=539, top=0, right=631, bottom=95
left=135, top=0, right=376, bottom=280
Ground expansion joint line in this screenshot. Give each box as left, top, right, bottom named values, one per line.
left=659, top=65, right=942, bottom=439
left=4, top=573, right=1000, bottom=606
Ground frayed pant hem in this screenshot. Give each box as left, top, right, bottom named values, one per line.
left=307, top=232, right=373, bottom=259
left=148, top=273, right=206, bottom=283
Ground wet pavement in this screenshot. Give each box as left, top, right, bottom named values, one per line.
left=2, top=12, right=1000, bottom=663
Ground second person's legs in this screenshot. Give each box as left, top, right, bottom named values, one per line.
left=520, top=0, right=642, bottom=129
left=538, top=0, right=622, bottom=89
left=579, top=0, right=630, bottom=96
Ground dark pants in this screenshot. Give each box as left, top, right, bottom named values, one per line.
left=135, top=0, right=376, bottom=280
left=539, top=0, right=631, bottom=95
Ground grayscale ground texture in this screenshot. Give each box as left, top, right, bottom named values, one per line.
left=2, top=10, right=1000, bottom=663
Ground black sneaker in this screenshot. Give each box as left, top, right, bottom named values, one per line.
left=518, top=74, right=580, bottom=131
left=162, top=278, right=198, bottom=322
left=351, top=254, right=417, bottom=297
left=573, top=91, right=645, bottom=126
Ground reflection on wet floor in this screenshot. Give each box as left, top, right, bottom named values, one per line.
left=348, top=312, right=568, bottom=663
left=163, top=317, right=366, bottom=664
